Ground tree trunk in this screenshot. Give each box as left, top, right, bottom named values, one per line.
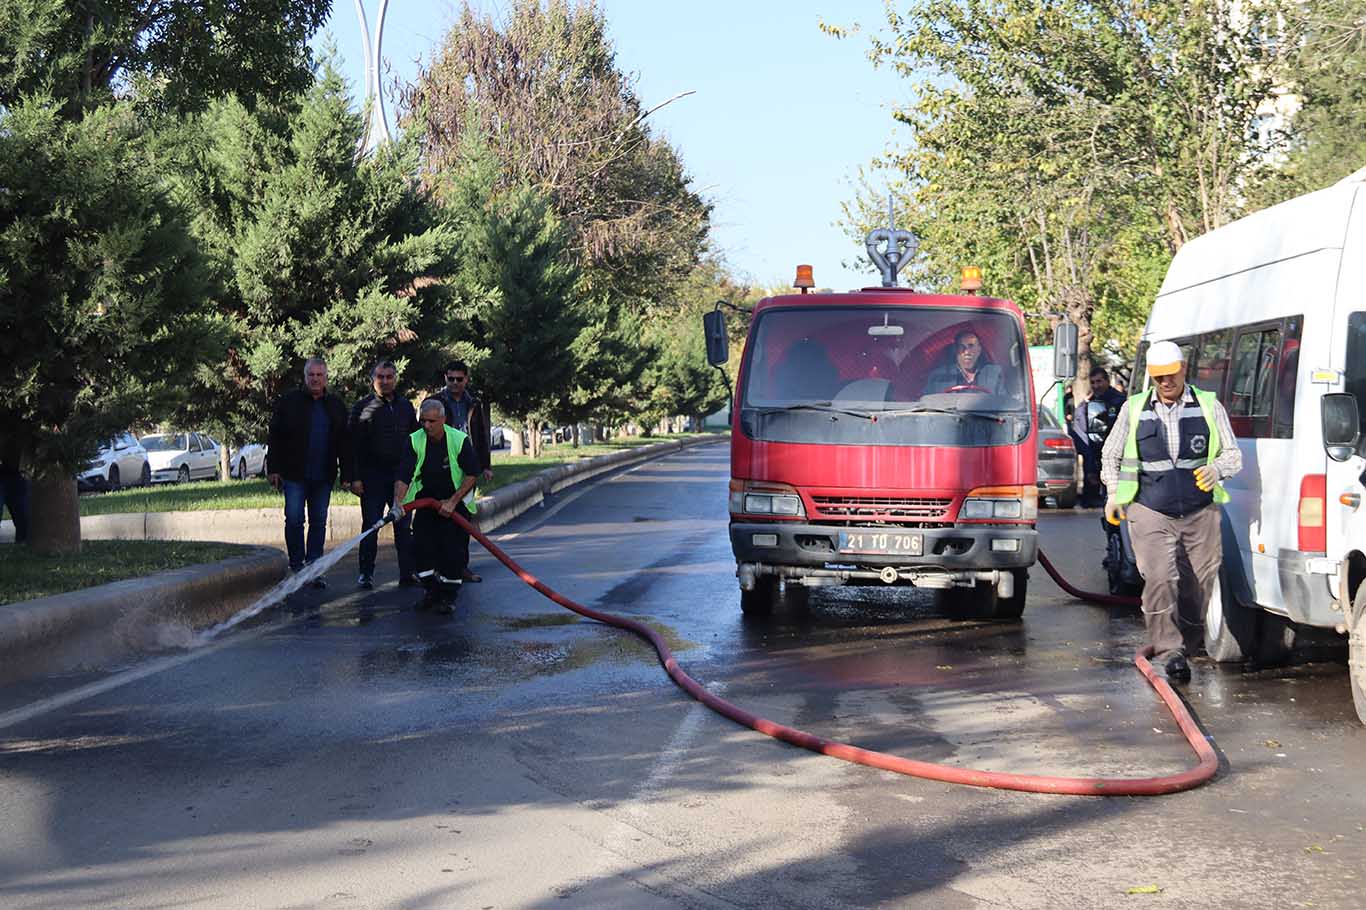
left=219, top=441, right=231, bottom=482
left=526, top=417, right=541, bottom=458
left=29, top=475, right=82, bottom=555
left=510, top=420, right=526, bottom=456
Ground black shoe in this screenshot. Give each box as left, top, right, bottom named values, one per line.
left=310, top=577, right=327, bottom=590
left=461, top=569, right=482, bottom=584
left=357, top=574, right=373, bottom=590
left=1163, top=653, right=1192, bottom=682
left=399, top=574, right=419, bottom=588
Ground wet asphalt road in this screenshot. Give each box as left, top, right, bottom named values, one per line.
left=1, top=442, right=1364, bottom=909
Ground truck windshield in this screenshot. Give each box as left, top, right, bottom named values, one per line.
left=739, top=305, right=1032, bottom=447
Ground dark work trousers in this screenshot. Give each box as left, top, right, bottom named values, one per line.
left=1127, top=502, right=1222, bottom=660
left=358, top=470, right=413, bottom=579
left=0, top=471, right=30, bottom=543
left=412, top=505, right=470, bottom=599
left=282, top=479, right=331, bottom=570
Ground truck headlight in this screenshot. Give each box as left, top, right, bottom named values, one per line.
left=729, top=482, right=806, bottom=518
left=960, top=486, right=1037, bottom=521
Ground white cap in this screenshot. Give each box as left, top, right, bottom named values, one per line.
left=1146, top=340, right=1184, bottom=377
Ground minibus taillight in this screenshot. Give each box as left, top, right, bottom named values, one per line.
left=1298, top=474, right=1327, bottom=553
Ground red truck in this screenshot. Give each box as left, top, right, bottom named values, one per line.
left=704, top=231, right=1076, bottom=619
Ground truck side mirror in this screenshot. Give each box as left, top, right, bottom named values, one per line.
left=1053, top=321, right=1078, bottom=381
left=1322, top=392, right=1361, bottom=462
left=703, top=310, right=729, bottom=367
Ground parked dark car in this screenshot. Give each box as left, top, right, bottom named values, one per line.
left=1036, top=406, right=1078, bottom=509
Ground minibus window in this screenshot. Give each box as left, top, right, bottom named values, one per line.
left=739, top=306, right=1031, bottom=447
left=1229, top=326, right=1281, bottom=436
left=1345, top=313, right=1366, bottom=453
left=1193, top=330, right=1233, bottom=398
left=1273, top=316, right=1302, bottom=438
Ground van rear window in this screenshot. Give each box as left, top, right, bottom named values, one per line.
left=1346, top=313, right=1366, bottom=453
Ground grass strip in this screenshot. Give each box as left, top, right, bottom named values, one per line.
left=77, top=433, right=710, bottom=516
left=0, top=540, right=253, bottom=606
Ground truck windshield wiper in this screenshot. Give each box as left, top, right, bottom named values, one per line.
left=874, top=406, right=1009, bottom=424
left=747, top=403, right=876, bottom=421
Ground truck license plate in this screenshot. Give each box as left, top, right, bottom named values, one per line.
left=838, top=531, right=923, bottom=556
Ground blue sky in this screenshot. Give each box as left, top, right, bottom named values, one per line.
left=318, top=1, right=910, bottom=290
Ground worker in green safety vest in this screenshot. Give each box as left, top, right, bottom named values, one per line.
left=1100, top=340, right=1243, bottom=682
left=393, top=398, right=483, bottom=614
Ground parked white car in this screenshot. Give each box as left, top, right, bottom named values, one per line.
left=490, top=426, right=506, bottom=449
left=141, top=431, right=222, bottom=483
left=230, top=442, right=268, bottom=480
left=76, top=432, right=150, bottom=491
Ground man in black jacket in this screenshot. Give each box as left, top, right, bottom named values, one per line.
left=349, top=360, right=418, bottom=589
left=267, top=357, right=354, bottom=583
left=436, top=360, right=493, bottom=583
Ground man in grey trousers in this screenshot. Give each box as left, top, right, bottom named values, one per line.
left=1102, top=341, right=1242, bottom=682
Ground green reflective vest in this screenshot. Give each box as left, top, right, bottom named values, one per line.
left=1114, top=385, right=1229, bottom=506
left=403, top=426, right=477, bottom=513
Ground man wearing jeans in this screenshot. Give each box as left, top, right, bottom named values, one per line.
left=267, top=357, right=353, bottom=586
left=349, top=360, right=417, bottom=589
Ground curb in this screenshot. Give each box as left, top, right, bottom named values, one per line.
left=0, top=434, right=723, bottom=665
left=0, top=546, right=287, bottom=672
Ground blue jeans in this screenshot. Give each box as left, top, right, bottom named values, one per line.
left=283, top=479, right=332, bottom=570
left=0, top=472, right=29, bottom=544
left=358, top=469, right=413, bottom=578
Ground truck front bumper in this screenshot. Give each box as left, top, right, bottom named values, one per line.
left=730, top=521, right=1037, bottom=588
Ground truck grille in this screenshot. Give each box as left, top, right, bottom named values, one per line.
left=810, top=495, right=953, bottom=522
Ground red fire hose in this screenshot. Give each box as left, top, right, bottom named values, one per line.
left=405, top=499, right=1218, bottom=796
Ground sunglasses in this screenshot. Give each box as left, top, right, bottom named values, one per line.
left=445, top=375, right=467, bottom=382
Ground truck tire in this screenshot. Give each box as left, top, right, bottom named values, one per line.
left=1055, top=486, right=1077, bottom=510
left=946, top=570, right=1026, bottom=621
left=1203, top=569, right=1258, bottom=663
left=1350, top=586, right=1366, bottom=726
left=739, top=578, right=777, bottom=616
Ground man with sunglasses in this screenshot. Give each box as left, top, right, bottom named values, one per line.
left=435, top=361, right=493, bottom=583
left=1101, top=340, right=1242, bottom=682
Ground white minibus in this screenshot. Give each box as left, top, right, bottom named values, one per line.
left=1135, top=167, right=1366, bottom=723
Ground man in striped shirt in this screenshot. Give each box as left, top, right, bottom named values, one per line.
left=1101, top=341, right=1242, bottom=681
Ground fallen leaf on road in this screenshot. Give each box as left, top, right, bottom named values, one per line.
left=936, top=665, right=953, bottom=670
left=1263, top=739, right=1281, bottom=748
left=1125, top=885, right=1162, bottom=895
left=1304, top=844, right=1326, bottom=854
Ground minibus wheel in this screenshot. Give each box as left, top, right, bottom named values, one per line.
left=1204, top=570, right=1257, bottom=662
left=1350, top=586, right=1366, bottom=725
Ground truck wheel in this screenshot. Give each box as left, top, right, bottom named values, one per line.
left=1204, top=569, right=1257, bottom=663
left=946, top=570, right=1026, bottom=621
left=739, top=578, right=777, bottom=616
left=1055, top=486, right=1077, bottom=510
left=1350, top=586, right=1366, bottom=725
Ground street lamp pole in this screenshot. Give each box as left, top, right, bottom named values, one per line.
left=352, top=0, right=393, bottom=152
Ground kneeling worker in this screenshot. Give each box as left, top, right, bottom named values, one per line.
left=1101, top=340, right=1242, bottom=681
left=394, top=398, right=482, bottom=613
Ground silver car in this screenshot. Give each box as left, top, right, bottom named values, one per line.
left=1036, top=406, right=1078, bottom=508
left=76, top=432, right=151, bottom=491
left=141, top=431, right=222, bottom=483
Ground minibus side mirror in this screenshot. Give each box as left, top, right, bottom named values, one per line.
left=1053, top=320, right=1078, bottom=380
left=703, top=310, right=729, bottom=367
left=1322, top=392, right=1361, bottom=462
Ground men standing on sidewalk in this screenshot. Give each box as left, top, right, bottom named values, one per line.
left=267, top=357, right=353, bottom=586
left=349, top=360, right=418, bottom=590
left=394, top=398, right=481, bottom=614
left=436, top=360, right=493, bottom=583
left=1102, top=341, right=1242, bottom=681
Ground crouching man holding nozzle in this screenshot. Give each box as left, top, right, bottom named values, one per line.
left=393, top=398, right=482, bottom=614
